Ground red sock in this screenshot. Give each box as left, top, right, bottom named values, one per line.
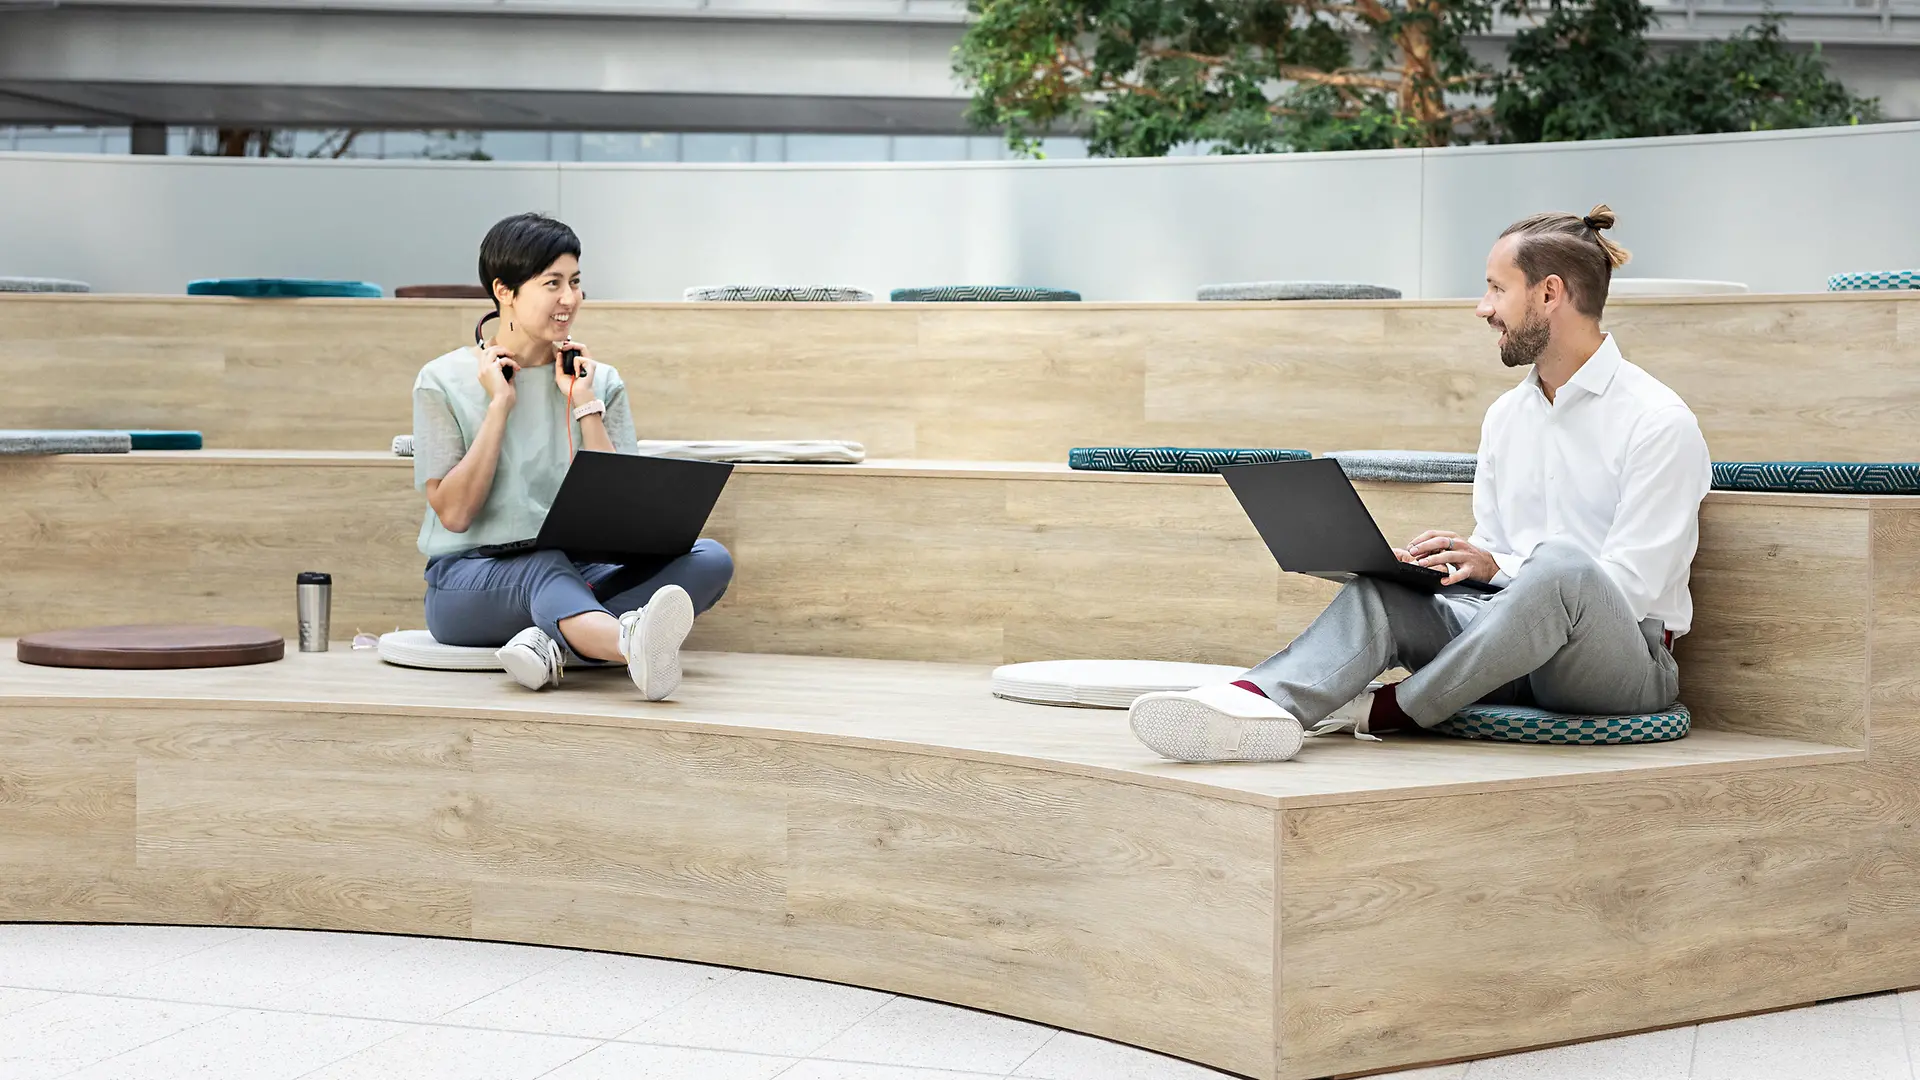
left=1368, top=683, right=1417, bottom=733
left=1231, top=680, right=1268, bottom=699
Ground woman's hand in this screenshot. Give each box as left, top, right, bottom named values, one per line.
left=476, top=345, right=519, bottom=409
left=1406, top=529, right=1498, bottom=586
left=555, top=339, right=599, bottom=408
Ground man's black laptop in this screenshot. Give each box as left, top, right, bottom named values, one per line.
left=475, top=451, right=733, bottom=563
left=1219, top=457, right=1501, bottom=595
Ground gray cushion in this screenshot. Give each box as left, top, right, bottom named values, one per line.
left=1326, top=450, right=1477, bottom=483
left=0, top=430, right=131, bottom=455
left=0, top=277, right=90, bottom=293
left=1198, top=281, right=1402, bottom=301
left=890, top=286, right=1081, bottom=302
left=684, top=285, right=872, bottom=302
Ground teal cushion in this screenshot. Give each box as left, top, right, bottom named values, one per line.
left=1437, top=703, right=1691, bottom=745
left=129, top=431, right=202, bottom=451
left=1068, top=447, right=1311, bottom=474
left=890, top=286, right=1081, bottom=302
left=188, top=278, right=383, bottom=298
left=1712, top=462, right=1920, bottom=494
left=1827, top=270, right=1917, bottom=292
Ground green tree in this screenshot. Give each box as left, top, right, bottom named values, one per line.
left=956, top=0, right=1879, bottom=155
left=1495, top=0, right=1879, bottom=142
left=955, top=0, right=1498, bottom=156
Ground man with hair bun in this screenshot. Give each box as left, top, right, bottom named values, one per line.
left=1130, top=205, right=1712, bottom=762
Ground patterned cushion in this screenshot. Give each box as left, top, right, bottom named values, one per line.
left=890, top=286, right=1081, bottom=302
left=1068, top=447, right=1311, bottom=474
left=0, top=277, right=90, bottom=293
left=0, top=430, right=131, bottom=455
left=129, top=431, right=202, bottom=451
left=1197, top=281, right=1402, bottom=301
left=1436, top=703, right=1691, bottom=745
left=683, top=285, right=872, bottom=302
left=1712, top=462, right=1920, bottom=495
left=1827, top=270, right=1918, bottom=292
left=188, top=278, right=383, bottom=299
left=1326, top=450, right=1477, bottom=483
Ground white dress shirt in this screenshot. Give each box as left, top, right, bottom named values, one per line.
left=1466, top=334, right=1711, bottom=634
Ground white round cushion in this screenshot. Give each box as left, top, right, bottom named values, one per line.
left=1608, top=278, right=1749, bottom=297
left=377, top=630, right=504, bottom=671
left=991, top=659, right=1246, bottom=709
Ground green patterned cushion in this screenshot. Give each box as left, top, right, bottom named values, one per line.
left=1712, top=462, right=1920, bottom=494
left=1827, top=270, right=1918, bottom=292
left=188, top=278, right=383, bottom=298
left=683, top=285, right=872, bottom=302
left=1068, top=447, right=1311, bottom=474
left=890, top=286, right=1081, bottom=302
left=1437, top=703, right=1690, bottom=745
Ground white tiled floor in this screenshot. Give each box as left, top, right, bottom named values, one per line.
left=0, top=924, right=1915, bottom=1080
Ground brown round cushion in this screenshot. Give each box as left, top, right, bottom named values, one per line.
left=17, top=624, right=285, bottom=669
left=394, top=284, right=491, bottom=300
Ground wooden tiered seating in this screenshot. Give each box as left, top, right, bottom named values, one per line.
left=5, top=292, right=1920, bottom=1077
left=2, top=292, right=1917, bottom=460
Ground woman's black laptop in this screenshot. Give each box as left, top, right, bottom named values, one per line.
left=476, top=451, right=733, bottom=563
left=1219, top=457, right=1501, bottom=595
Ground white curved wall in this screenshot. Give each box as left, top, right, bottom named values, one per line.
left=2, top=121, right=1916, bottom=300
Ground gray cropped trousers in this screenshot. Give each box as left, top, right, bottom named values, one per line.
left=424, top=540, right=734, bottom=664
left=1240, top=540, right=1680, bottom=726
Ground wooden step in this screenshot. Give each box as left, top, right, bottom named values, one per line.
left=0, top=647, right=1878, bottom=1079
left=0, top=451, right=1892, bottom=752
left=3, top=292, right=1916, bottom=461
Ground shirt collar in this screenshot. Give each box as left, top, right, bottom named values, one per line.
left=1563, top=333, right=1623, bottom=397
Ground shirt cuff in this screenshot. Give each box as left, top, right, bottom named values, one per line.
left=1489, top=551, right=1525, bottom=586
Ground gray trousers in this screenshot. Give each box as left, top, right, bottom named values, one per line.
left=424, top=540, right=733, bottom=664
left=1242, top=540, right=1680, bottom=727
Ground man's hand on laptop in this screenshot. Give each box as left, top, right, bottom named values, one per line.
left=1406, top=530, right=1497, bottom=586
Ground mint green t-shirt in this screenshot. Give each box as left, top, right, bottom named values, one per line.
left=412, top=346, right=639, bottom=558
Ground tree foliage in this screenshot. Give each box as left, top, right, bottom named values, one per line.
left=1496, top=0, right=1880, bottom=142
left=956, top=0, right=1495, bottom=156
left=956, top=0, right=1880, bottom=156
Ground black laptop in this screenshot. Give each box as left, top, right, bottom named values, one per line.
left=476, top=451, right=733, bottom=563
left=1220, top=457, right=1501, bottom=595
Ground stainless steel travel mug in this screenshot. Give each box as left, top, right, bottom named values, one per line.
left=297, top=571, right=332, bottom=652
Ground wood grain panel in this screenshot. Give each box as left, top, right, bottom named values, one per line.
left=0, top=454, right=1878, bottom=755
left=1675, top=501, right=1870, bottom=747
left=7, top=294, right=1919, bottom=462
left=1277, top=772, right=1867, bottom=1078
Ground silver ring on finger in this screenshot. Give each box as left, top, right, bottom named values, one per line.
left=1445, top=538, right=1454, bottom=550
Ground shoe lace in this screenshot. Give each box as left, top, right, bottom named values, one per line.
left=543, top=634, right=564, bottom=685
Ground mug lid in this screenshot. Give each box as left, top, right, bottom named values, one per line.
left=297, top=571, right=332, bottom=585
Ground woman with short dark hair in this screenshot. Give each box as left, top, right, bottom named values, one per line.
left=411, top=212, right=733, bottom=698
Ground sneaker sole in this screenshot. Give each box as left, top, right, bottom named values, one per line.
left=631, top=585, right=695, bottom=701
left=1130, top=696, right=1304, bottom=763
left=496, top=644, right=555, bottom=691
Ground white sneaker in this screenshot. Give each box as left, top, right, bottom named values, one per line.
left=1129, top=683, right=1305, bottom=763
left=1306, top=682, right=1386, bottom=741
left=496, top=626, right=564, bottom=691
left=619, top=584, right=695, bottom=702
